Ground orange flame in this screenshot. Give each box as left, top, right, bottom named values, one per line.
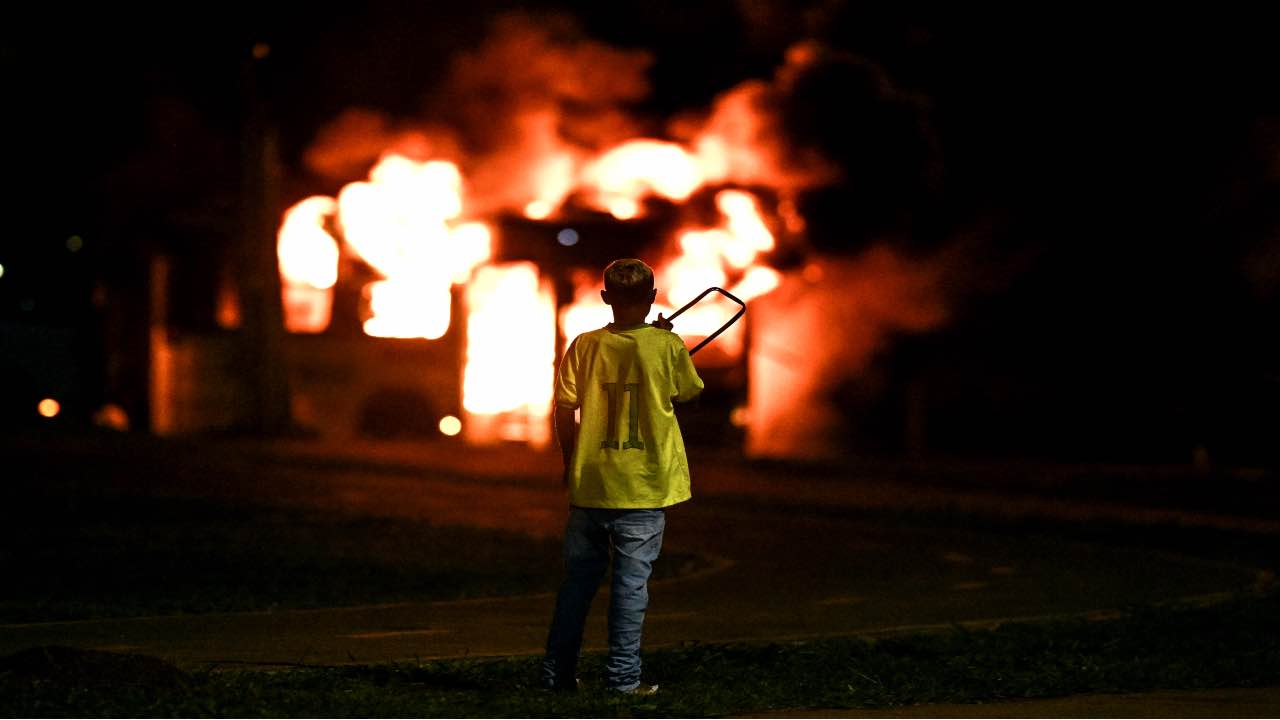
left=274, top=34, right=840, bottom=449
left=462, top=262, right=556, bottom=446
left=280, top=154, right=492, bottom=340
left=558, top=185, right=781, bottom=359
left=581, top=139, right=706, bottom=219
left=746, top=249, right=950, bottom=459
left=277, top=196, right=340, bottom=333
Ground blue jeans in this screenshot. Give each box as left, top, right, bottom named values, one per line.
left=542, top=506, right=665, bottom=691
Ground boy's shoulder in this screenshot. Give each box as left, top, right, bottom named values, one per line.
left=579, top=325, right=682, bottom=343
left=568, top=326, right=684, bottom=363
left=624, top=326, right=685, bottom=350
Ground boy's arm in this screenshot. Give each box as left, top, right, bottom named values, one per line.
left=554, top=405, right=578, bottom=487
left=671, top=341, right=705, bottom=403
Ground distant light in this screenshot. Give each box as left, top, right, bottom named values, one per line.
left=557, top=228, right=579, bottom=247
left=438, top=415, right=462, bottom=436
left=0, top=263, right=5, bottom=279
left=66, top=235, right=84, bottom=252
left=252, top=42, right=271, bottom=60
left=38, top=398, right=60, bottom=418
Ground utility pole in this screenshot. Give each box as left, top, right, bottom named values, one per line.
left=239, top=41, right=293, bottom=435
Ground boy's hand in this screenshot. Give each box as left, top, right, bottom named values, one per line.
left=651, top=312, right=673, bottom=331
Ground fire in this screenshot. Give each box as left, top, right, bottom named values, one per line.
left=336, top=155, right=491, bottom=340
left=745, top=249, right=949, bottom=459
left=524, top=146, right=578, bottom=220
left=278, top=155, right=492, bottom=340
left=578, top=139, right=706, bottom=219
left=277, top=196, right=339, bottom=333
left=278, top=125, right=789, bottom=448
left=272, top=28, right=851, bottom=452
left=559, top=185, right=782, bottom=360
left=461, top=262, right=555, bottom=446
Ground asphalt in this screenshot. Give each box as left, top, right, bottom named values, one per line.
left=3, top=432, right=1280, bottom=717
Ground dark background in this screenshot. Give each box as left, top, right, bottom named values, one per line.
left=3, top=2, right=1277, bottom=465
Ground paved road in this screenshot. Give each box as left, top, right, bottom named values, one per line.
left=0, top=435, right=1268, bottom=670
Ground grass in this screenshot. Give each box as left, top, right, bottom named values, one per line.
left=2, top=592, right=1278, bottom=717
left=0, top=495, right=704, bottom=623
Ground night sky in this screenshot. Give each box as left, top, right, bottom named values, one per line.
left=3, top=3, right=1278, bottom=463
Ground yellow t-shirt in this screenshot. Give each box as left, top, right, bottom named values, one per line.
left=555, top=323, right=705, bottom=509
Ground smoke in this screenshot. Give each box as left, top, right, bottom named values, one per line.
left=746, top=245, right=953, bottom=459
left=671, top=42, right=843, bottom=193
left=300, top=14, right=936, bottom=228
left=303, top=108, right=463, bottom=182
left=427, top=12, right=656, bottom=215
left=304, top=12, right=655, bottom=214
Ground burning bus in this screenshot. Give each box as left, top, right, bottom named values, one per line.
left=144, top=28, right=953, bottom=460
left=270, top=145, right=783, bottom=450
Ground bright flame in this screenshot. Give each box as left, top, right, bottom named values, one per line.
left=581, top=139, right=705, bottom=217
left=730, top=265, right=782, bottom=302
left=525, top=150, right=578, bottom=219
left=277, top=196, right=340, bottom=333
left=278, top=197, right=340, bottom=289
left=38, top=398, right=60, bottom=418
left=559, top=187, right=781, bottom=359
left=362, top=279, right=453, bottom=340
left=524, top=200, right=554, bottom=219
left=716, top=190, right=775, bottom=268
left=462, top=262, right=555, bottom=446
left=445, top=222, right=494, bottom=284
left=608, top=198, right=641, bottom=220
left=319, top=154, right=491, bottom=339
left=337, top=157, right=462, bottom=271
left=438, top=415, right=462, bottom=436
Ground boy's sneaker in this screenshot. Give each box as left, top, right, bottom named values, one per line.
left=614, top=683, right=659, bottom=696
left=542, top=678, right=582, bottom=692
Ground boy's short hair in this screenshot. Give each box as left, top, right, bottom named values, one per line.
left=603, top=259, right=655, bottom=304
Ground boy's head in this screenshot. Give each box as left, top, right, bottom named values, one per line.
left=601, top=258, right=657, bottom=314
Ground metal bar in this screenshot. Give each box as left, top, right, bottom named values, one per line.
left=664, top=286, right=746, bottom=356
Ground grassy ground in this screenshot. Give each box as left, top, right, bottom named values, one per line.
left=2, top=592, right=1277, bottom=717
left=0, top=494, right=702, bottom=623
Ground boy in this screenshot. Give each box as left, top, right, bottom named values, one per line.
left=542, top=258, right=704, bottom=695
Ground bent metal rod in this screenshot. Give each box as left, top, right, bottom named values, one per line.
left=661, top=286, right=746, bottom=356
